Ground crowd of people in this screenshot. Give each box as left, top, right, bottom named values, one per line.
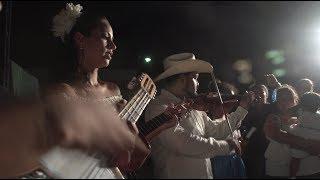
left=0, top=2, right=319, bottom=179
left=241, top=75, right=320, bottom=178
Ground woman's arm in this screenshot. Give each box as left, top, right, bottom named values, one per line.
left=264, top=115, right=320, bottom=155
left=0, top=98, right=52, bottom=178
left=0, top=83, right=139, bottom=177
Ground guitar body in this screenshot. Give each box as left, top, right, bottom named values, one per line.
left=121, top=125, right=184, bottom=173
left=119, top=101, right=192, bottom=173
left=118, top=134, right=151, bottom=173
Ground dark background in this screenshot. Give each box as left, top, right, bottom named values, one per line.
left=2, top=1, right=320, bottom=93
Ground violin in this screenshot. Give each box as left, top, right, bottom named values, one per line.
left=188, top=91, right=259, bottom=119
left=187, top=93, right=241, bottom=119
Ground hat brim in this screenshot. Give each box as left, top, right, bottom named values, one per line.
left=154, top=59, right=213, bottom=82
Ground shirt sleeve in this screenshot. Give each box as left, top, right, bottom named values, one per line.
left=144, top=102, right=231, bottom=159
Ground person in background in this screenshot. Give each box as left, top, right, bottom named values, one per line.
left=295, top=78, right=314, bottom=97
left=265, top=74, right=315, bottom=102
left=264, top=85, right=320, bottom=178
left=264, top=85, right=299, bottom=178
left=240, top=84, right=270, bottom=178
left=289, top=92, right=320, bottom=178
left=265, top=74, right=282, bottom=103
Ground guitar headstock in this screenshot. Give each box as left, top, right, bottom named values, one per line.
left=139, top=73, right=157, bottom=99
left=127, top=73, right=157, bottom=99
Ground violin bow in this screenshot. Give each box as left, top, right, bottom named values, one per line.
left=210, top=72, right=234, bottom=136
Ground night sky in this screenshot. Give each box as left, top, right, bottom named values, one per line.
left=3, top=1, right=320, bottom=92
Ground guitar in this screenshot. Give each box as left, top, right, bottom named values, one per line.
left=39, top=73, right=157, bottom=179
left=118, top=101, right=192, bottom=174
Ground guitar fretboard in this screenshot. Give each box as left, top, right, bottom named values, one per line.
left=138, top=112, right=174, bottom=137
left=120, top=89, right=152, bottom=124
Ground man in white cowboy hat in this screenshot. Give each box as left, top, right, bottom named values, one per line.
left=144, top=53, right=254, bottom=179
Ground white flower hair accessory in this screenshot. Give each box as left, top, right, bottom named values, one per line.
left=52, top=3, right=83, bottom=42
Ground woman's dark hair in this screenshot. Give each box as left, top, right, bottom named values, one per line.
left=249, top=84, right=269, bottom=99
left=276, top=84, right=299, bottom=104
left=51, top=9, right=107, bottom=83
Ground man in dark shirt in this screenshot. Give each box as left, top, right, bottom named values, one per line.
left=241, top=102, right=281, bottom=178
left=240, top=84, right=280, bottom=178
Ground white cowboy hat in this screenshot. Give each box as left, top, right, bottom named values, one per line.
left=154, top=53, right=213, bottom=82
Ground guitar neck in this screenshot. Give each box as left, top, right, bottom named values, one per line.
left=138, top=112, right=174, bottom=142
left=120, top=89, right=151, bottom=124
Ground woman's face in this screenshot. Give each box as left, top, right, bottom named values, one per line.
left=253, top=86, right=267, bottom=104
left=79, top=18, right=117, bottom=71
left=278, top=92, right=296, bottom=111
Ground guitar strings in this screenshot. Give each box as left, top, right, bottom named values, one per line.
left=78, top=75, right=159, bottom=179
